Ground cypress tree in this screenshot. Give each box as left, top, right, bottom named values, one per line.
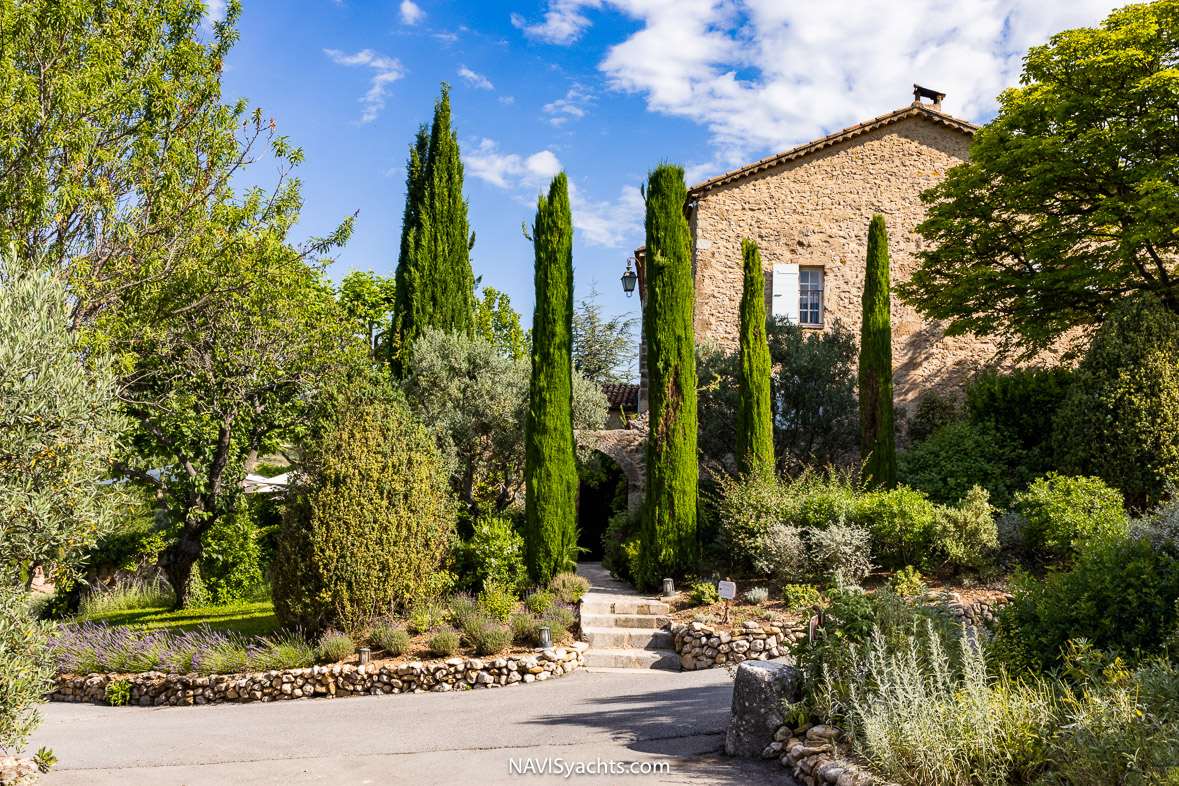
left=524, top=173, right=578, bottom=583
left=640, top=163, right=698, bottom=587
left=390, top=85, right=476, bottom=376
left=736, top=239, right=774, bottom=477
left=859, top=214, right=897, bottom=488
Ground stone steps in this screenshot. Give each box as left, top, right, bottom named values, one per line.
left=577, top=562, right=680, bottom=672
left=582, top=627, right=674, bottom=650
left=581, top=648, right=681, bottom=671
left=580, top=612, right=668, bottom=630
left=581, top=599, right=670, bottom=616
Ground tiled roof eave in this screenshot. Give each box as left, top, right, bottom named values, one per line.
left=687, top=106, right=978, bottom=197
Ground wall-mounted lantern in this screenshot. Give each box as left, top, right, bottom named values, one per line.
left=621, top=257, right=638, bottom=297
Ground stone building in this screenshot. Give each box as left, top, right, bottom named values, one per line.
left=635, top=87, right=1016, bottom=413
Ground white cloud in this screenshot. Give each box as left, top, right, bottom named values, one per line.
left=499, top=96, right=516, bottom=105
left=434, top=32, right=459, bottom=43
left=324, top=49, right=405, bottom=123
left=465, top=139, right=643, bottom=248
left=519, top=0, right=1136, bottom=179
left=459, top=66, right=495, bottom=90
left=400, top=0, right=425, bottom=25
left=544, top=83, right=594, bottom=125
left=202, top=0, right=226, bottom=31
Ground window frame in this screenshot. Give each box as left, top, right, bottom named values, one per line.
left=798, top=266, right=824, bottom=328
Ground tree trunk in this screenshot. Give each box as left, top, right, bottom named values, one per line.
left=162, top=520, right=207, bottom=609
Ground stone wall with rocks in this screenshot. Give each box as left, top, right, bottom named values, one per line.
left=768, top=723, right=887, bottom=786
left=51, top=643, right=587, bottom=707
left=672, top=619, right=805, bottom=671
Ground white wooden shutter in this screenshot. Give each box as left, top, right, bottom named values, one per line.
left=771, top=263, right=800, bottom=324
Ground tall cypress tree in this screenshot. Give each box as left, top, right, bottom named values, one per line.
left=859, top=214, right=897, bottom=488
left=737, top=239, right=774, bottom=477
left=524, top=173, right=577, bottom=583
left=640, top=163, right=698, bottom=587
left=390, top=85, right=476, bottom=376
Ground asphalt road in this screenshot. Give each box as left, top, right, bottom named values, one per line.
left=31, top=667, right=799, bottom=786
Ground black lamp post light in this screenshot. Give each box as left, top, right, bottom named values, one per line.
left=621, top=257, right=638, bottom=297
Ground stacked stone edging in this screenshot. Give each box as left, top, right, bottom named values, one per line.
left=51, top=642, right=587, bottom=707
left=671, top=619, right=806, bottom=670
left=766, top=723, right=890, bottom=786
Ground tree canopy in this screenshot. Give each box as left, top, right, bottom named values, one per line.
left=899, top=0, right=1179, bottom=353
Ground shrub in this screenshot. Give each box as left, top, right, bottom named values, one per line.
left=602, top=508, right=641, bottom=583
left=249, top=633, right=316, bottom=672
left=509, top=612, right=539, bottom=645
left=715, top=470, right=808, bottom=579
left=996, top=510, right=1028, bottom=555
left=859, top=486, right=938, bottom=569
left=523, top=590, right=556, bottom=615
left=898, top=420, right=1028, bottom=508
left=538, top=602, right=578, bottom=639
left=690, top=581, right=719, bottom=605
left=781, top=583, right=822, bottom=610
left=478, top=583, right=516, bottom=622
left=79, top=578, right=173, bottom=617
left=905, top=392, right=963, bottom=444
left=104, top=679, right=131, bottom=707
left=933, top=485, right=998, bottom=574
left=548, top=572, right=589, bottom=605
left=447, top=593, right=479, bottom=631
left=370, top=624, right=410, bottom=657
left=470, top=622, right=512, bottom=656
left=408, top=599, right=448, bottom=635
left=428, top=628, right=460, bottom=657
left=808, top=524, right=874, bottom=587
left=199, top=507, right=263, bottom=606
left=1013, top=473, right=1127, bottom=561
left=887, top=566, right=925, bottom=597
left=1054, top=294, right=1179, bottom=508
left=464, top=516, right=528, bottom=593
left=0, top=589, right=54, bottom=751
left=744, top=586, right=769, bottom=604
left=693, top=612, right=713, bottom=624
left=992, top=535, right=1179, bottom=672
left=315, top=631, right=355, bottom=664
left=966, top=367, right=1073, bottom=470
left=1136, top=494, right=1179, bottom=557
left=271, top=382, right=456, bottom=635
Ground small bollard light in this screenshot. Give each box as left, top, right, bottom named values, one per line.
left=538, top=626, right=553, bottom=649
left=358, top=647, right=371, bottom=665
left=662, top=578, right=675, bottom=597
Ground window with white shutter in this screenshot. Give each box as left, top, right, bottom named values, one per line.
left=771, top=263, right=799, bottom=324
left=799, top=267, right=824, bottom=326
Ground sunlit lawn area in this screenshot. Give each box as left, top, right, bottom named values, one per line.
left=78, top=598, right=280, bottom=638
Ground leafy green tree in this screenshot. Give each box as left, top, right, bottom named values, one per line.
left=272, top=378, right=455, bottom=635
left=391, top=86, right=477, bottom=375
left=1054, top=294, right=1179, bottom=509
left=337, top=269, right=396, bottom=360
left=572, top=285, right=638, bottom=385
left=736, top=239, right=774, bottom=477
left=525, top=173, right=578, bottom=583
left=475, top=286, right=530, bottom=363
left=0, top=250, right=124, bottom=757
left=860, top=214, right=896, bottom=489
left=899, top=0, right=1179, bottom=352
left=640, top=164, right=698, bottom=585
left=401, top=329, right=606, bottom=521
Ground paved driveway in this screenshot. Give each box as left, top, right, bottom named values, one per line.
left=31, top=667, right=797, bottom=785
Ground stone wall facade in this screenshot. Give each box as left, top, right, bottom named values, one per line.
left=687, top=107, right=1034, bottom=409
left=51, top=643, right=587, bottom=707
left=672, top=619, right=805, bottom=671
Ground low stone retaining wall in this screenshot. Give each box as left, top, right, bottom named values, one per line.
left=52, top=642, right=588, bottom=707
left=766, top=723, right=883, bottom=786
left=671, top=620, right=806, bottom=670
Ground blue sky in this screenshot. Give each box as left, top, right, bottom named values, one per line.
left=210, top=0, right=1132, bottom=348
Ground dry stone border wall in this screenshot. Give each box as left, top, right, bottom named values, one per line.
left=672, top=619, right=806, bottom=670
left=51, top=642, right=587, bottom=707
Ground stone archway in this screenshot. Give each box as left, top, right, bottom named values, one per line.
left=576, top=429, right=646, bottom=511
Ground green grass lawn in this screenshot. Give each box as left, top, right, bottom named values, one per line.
left=80, top=600, right=280, bottom=638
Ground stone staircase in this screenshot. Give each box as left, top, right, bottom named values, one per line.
left=577, top=562, right=680, bottom=671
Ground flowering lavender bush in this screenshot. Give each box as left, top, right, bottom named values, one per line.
left=49, top=622, right=315, bottom=676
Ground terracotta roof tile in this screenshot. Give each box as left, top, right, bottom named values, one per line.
left=601, top=383, right=639, bottom=410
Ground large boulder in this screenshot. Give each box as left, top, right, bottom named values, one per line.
left=725, top=660, right=801, bottom=758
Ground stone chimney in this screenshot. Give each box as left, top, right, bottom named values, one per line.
left=912, top=84, right=946, bottom=112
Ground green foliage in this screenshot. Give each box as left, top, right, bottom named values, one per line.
left=104, top=679, right=131, bottom=707
left=271, top=381, right=456, bottom=634
left=427, top=628, right=461, bottom=657
left=402, top=328, right=605, bottom=520
left=462, top=517, right=527, bottom=593
left=184, top=571, right=211, bottom=608
left=992, top=535, right=1179, bottom=673
left=602, top=508, right=642, bottom=584
left=408, top=599, right=448, bottom=635
left=808, top=524, right=874, bottom=588
left=369, top=624, right=410, bottom=656
left=900, top=1, right=1179, bottom=353
left=933, top=486, right=998, bottom=574
left=548, top=572, right=589, bottom=605
left=905, top=393, right=963, bottom=444
left=33, top=747, right=55, bottom=774
left=966, top=367, right=1074, bottom=472
left=781, top=583, right=822, bottom=611
left=538, top=602, right=577, bottom=637
left=509, top=611, right=539, bottom=645
left=640, top=163, right=698, bottom=585
left=1055, top=294, right=1179, bottom=508
left=475, top=287, right=529, bottom=363
left=314, top=632, right=356, bottom=664
left=199, top=508, right=263, bottom=606
left=571, top=285, right=638, bottom=385
left=477, top=584, right=516, bottom=622
left=525, top=173, right=579, bottom=584
left=860, top=214, right=896, bottom=489
left=470, top=622, right=512, bottom=656
left=0, top=588, right=55, bottom=753
left=860, top=486, right=938, bottom=570
left=391, top=85, right=477, bottom=375
left=337, top=269, right=397, bottom=361
left=887, top=566, right=925, bottom=597
left=690, top=581, right=719, bottom=606
left=744, top=586, right=769, bottom=604
left=736, top=239, right=774, bottom=477
left=698, top=318, right=859, bottom=473
left=1013, top=473, right=1128, bottom=561
left=898, top=420, right=1027, bottom=508
left=714, top=470, right=807, bottom=580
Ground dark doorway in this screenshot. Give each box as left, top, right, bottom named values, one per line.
left=577, top=451, right=626, bottom=561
